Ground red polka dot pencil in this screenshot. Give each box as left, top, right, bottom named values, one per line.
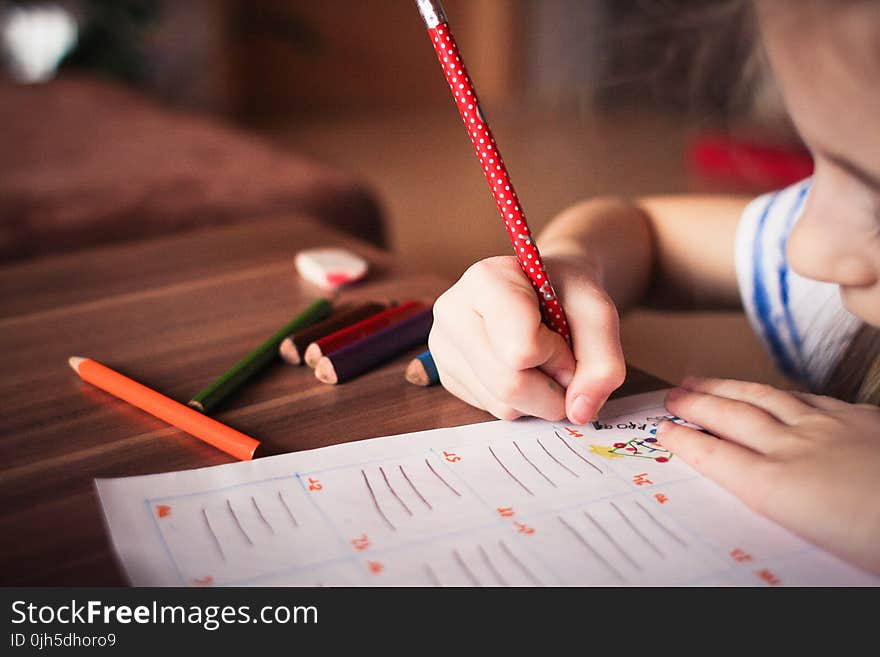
left=415, top=0, right=571, bottom=343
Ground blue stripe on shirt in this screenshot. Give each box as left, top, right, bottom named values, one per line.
left=777, top=180, right=811, bottom=380
left=753, top=191, right=801, bottom=380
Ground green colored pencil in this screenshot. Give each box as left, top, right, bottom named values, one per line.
left=189, top=298, right=332, bottom=413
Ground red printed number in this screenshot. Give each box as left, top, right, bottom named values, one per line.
left=564, top=427, right=584, bottom=438
left=308, top=477, right=323, bottom=491
left=443, top=451, right=461, bottom=463
left=497, top=507, right=514, bottom=518
left=633, top=473, right=653, bottom=486
left=367, top=561, right=384, bottom=574
left=514, top=522, right=535, bottom=535
left=731, top=548, right=753, bottom=563
left=654, top=493, right=668, bottom=504
left=351, top=534, right=371, bottom=551
left=756, top=569, right=782, bottom=586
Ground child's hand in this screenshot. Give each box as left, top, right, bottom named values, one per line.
left=429, top=255, right=625, bottom=423
left=659, top=376, right=880, bottom=574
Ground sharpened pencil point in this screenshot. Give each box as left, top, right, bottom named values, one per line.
left=69, top=356, right=86, bottom=373
left=278, top=337, right=301, bottom=365
left=188, top=400, right=205, bottom=412
left=315, top=357, right=338, bottom=384
left=405, top=358, right=430, bottom=386
left=304, top=343, right=322, bottom=368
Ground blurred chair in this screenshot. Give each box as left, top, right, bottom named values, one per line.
left=0, top=75, right=386, bottom=261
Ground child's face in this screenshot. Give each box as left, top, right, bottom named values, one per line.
left=757, top=1, right=880, bottom=326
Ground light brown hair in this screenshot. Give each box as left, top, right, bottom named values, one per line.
left=826, top=325, right=880, bottom=404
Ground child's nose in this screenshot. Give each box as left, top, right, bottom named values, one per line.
left=787, top=206, right=876, bottom=288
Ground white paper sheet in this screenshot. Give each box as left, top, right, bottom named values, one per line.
left=95, top=390, right=879, bottom=586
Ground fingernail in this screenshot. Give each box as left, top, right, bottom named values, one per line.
left=570, top=394, right=593, bottom=424
left=665, top=387, right=686, bottom=402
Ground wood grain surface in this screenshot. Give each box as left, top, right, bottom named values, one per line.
left=0, top=216, right=665, bottom=585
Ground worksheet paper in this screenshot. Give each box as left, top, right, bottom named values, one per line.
left=95, top=390, right=879, bottom=586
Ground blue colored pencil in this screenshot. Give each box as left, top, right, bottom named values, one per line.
left=405, top=350, right=439, bottom=387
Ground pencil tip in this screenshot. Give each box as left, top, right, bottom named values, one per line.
left=68, top=356, right=85, bottom=372
left=188, top=400, right=205, bottom=412
left=405, top=359, right=428, bottom=386
left=315, top=357, right=338, bottom=384
left=278, top=338, right=300, bottom=365
left=304, top=343, right=321, bottom=368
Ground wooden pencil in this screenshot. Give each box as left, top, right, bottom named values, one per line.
left=315, top=307, right=433, bottom=384
left=69, top=357, right=262, bottom=461
left=189, top=297, right=331, bottom=413
left=303, top=300, right=424, bottom=368
left=278, top=301, right=386, bottom=365
left=405, top=350, right=440, bottom=386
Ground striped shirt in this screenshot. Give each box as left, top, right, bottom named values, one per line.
left=735, top=178, right=861, bottom=389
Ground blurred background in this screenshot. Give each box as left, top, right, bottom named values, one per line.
left=0, top=0, right=813, bottom=388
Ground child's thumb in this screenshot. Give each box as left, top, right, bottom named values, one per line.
left=563, top=293, right=626, bottom=424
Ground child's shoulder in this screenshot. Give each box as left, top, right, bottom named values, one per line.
left=734, top=178, right=860, bottom=388
left=738, top=178, right=812, bottom=248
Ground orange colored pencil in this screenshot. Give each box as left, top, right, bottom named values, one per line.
left=69, top=357, right=262, bottom=461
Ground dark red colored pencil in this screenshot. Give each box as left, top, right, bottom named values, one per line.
left=315, top=307, right=433, bottom=384
left=303, top=300, right=425, bottom=367
left=279, top=301, right=387, bottom=365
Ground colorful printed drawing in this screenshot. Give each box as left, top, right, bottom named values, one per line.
left=590, top=427, right=673, bottom=462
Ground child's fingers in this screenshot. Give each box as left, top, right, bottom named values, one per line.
left=478, top=278, right=573, bottom=374
left=789, top=391, right=854, bottom=413
left=655, top=421, right=772, bottom=512
left=564, top=287, right=626, bottom=424
left=680, top=376, right=813, bottom=425
left=435, top=362, right=501, bottom=418
left=664, top=388, right=793, bottom=454
left=469, top=317, right=567, bottom=420
left=429, top=328, right=528, bottom=421
left=442, top=313, right=567, bottom=420
left=452, top=257, right=576, bottom=386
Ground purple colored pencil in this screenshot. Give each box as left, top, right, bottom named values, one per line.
left=314, top=307, right=433, bottom=384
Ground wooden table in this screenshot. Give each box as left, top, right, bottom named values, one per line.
left=0, top=216, right=665, bottom=585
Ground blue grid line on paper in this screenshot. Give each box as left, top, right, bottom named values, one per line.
left=294, top=471, right=367, bottom=584
left=148, top=472, right=301, bottom=504
left=145, top=498, right=187, bottom=585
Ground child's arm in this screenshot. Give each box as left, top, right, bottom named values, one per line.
left=537, top=195, right=749, bottom=312
left=429, top=195, right=749, bottom=424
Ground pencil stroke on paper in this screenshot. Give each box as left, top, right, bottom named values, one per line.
left=380, top=466, right=413, bottom=516
left=488, top=445, right=534, bottom=496
left=399, top=465, right=432, bottom=510
left=362, top=469, right=396, bottom=531
left=558, top=515, right=625, bottom=583
left=610, top=501, right=664, bottom=558
left=226, top=499, right=253, bottom=546
left=478, top=544, right=509, bottom=587
left=554, top=431, right=603, bottom=474
left=512, top=440, right=557, bottom=488
left=425, top=458, right=461, bottom=497
left=535, top=436, right=578, bottom=478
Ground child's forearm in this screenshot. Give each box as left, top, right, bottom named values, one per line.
left=537, top=195, right=749, bottom=312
